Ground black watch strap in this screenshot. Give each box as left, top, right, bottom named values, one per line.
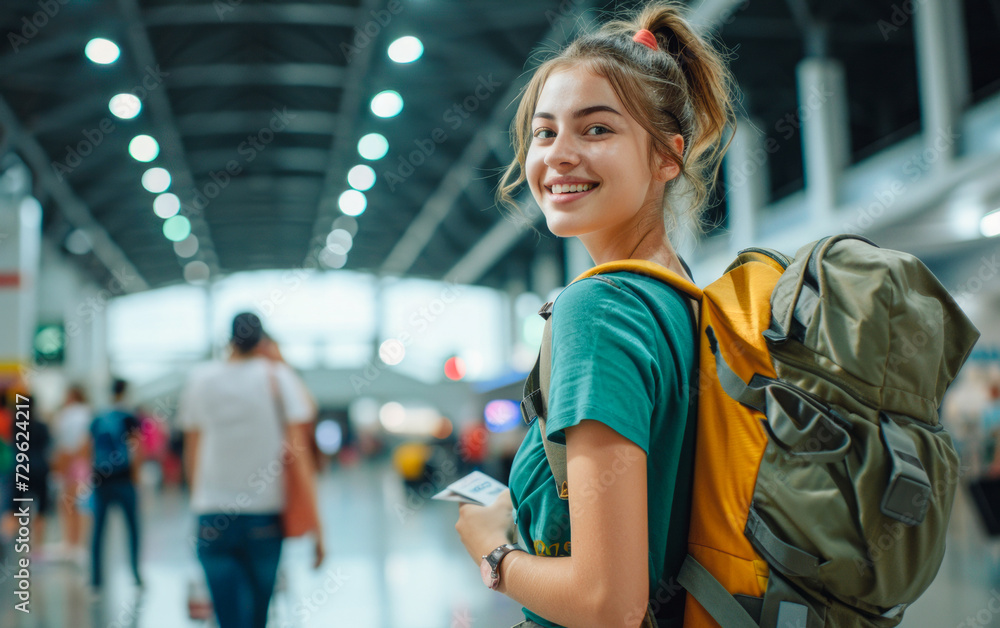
left=486, top=543, right=522, bottom=571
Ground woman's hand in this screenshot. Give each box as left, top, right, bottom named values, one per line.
left=455, top=489, right=515, bottom=564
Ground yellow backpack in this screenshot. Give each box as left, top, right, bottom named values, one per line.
left=520, top=235, right=980, bottom=628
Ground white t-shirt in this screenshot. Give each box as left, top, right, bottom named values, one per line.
left=178, top=358, right=313, bottom=515
left=53, top=403, right=92, bottom=453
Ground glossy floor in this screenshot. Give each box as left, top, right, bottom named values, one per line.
left=1, top=462, right=523, bottom=628
left=2, top=461, right=1000, bottom=628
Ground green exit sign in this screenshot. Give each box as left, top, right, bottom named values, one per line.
left=34, top=324, right=65, bottom=364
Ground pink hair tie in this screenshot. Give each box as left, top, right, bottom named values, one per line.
left=633, top=29, right=658, bottom=51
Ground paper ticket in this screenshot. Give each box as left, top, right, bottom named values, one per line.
left=432, top=470, right=508, bottom=506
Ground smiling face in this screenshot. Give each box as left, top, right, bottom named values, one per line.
left=525, top=63, right=677, bottom=249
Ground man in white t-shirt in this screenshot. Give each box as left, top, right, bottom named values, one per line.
left=178, top=312, right=323, bottom=628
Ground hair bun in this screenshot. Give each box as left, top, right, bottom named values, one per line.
left=232, top=312, right=264, bottom=352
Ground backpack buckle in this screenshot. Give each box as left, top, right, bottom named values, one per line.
left=520, top=391, right=543, bottom=426
left=880, top=414, right=932, bottom=526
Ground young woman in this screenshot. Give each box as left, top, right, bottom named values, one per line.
left=455, top=3, right=735, bottom=627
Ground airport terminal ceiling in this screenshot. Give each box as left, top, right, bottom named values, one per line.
left=1, top=0, right=999, bottom=292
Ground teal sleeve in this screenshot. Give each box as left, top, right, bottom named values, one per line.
left=545, top=276, right=672, bottom=453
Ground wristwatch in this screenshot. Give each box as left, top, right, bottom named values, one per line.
left=480, top=543, right=523, bottom=590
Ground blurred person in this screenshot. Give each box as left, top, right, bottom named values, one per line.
left=942, top=364, right=991, bottom=474
left=162, top=428, right=185, bottom=487
left=454, top=2, right=732, bottom=625
left=0, top=388, right=14, bottom=544
left=982, top=367, right=1000, bottom=477
left=52, top=384, right=92, bottom=561
left=179, top=312, right=324, bottom=628
left=88, top=378, right=144, bottom=588
left=0, top=387, right=55, bottom=558
left=137, top=407, right=169, bottom=460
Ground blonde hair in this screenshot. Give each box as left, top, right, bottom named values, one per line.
left=498, top=1, right=736, bottom=232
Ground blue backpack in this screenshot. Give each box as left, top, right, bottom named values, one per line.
left=91, top=410, right=134, bottom=479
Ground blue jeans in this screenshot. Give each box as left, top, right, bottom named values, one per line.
left=196, top=513, right=282, bottom=628
left=91, top=476, right=141, bottom=587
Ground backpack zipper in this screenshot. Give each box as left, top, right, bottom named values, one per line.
left=770, top=350, right=942, bottom=432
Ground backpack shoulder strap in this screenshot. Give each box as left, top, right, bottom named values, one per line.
left=535, top=308, right=567, bottom=499
left=574, top=259, right=703, bottom=301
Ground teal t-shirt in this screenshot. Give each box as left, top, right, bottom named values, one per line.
left=508, top=272, right=697, bottom=628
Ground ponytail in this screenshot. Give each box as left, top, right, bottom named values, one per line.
left=642, top=3, right=735, bottom=216
left=498, top=1, right=736, bottom=231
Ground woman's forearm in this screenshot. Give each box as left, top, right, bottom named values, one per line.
left=498, top=552, right=648, bottom=628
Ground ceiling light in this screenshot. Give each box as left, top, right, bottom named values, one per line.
left=129, top=135, right=159, bottom=162
left=982, top=209, right=1000, bottom=238
left=379, top=340, right=405, bottom=365
left=379, top=402, right=406, bottom=428
left=85, top=38, right=120, bottom=65
left=153, top=193, right=180, bottom=218
left=142, top=167, right=171, bottom=193
left=65, top=229, right=92, bottom=255
left=163, top=215, right=191, bottom=241
left=109, top=94, right=141, bottom=120
left=326, top=229, right=353, bottom=255
left=174, top=234, right=199, bottom=258
left=358, top=133, right=389, bottom=160
left=338, top=190, right=367, bottom=217
left=332, top=215, right=358, bottom=237
left=319, top=248, right=348, bottom=269
left=347, top=165, right=376, bottom=191
left=184, top=260, right=210, bottom=284
left=388, top=36, right=424, bottom=63
left=371, top=90, right=403, bottom=118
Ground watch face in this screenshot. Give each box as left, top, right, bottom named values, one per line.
left=480, top=557, right=498, bottom=589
